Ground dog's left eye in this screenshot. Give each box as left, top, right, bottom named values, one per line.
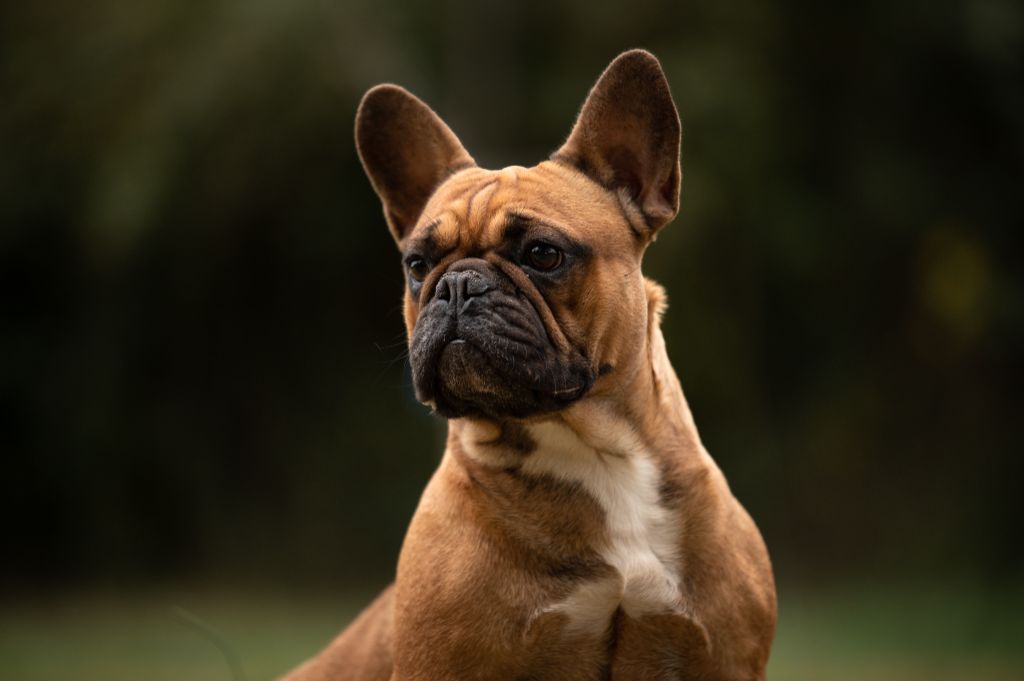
left=525, top=243, right=564, bottom=272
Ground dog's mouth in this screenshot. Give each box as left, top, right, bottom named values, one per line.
left=419, top=337, right=592, bottom=419
left=409, top=265, right=594, bottom=419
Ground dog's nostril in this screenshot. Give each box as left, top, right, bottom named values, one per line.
left=436, top=278, right=453, bottom=302
left=465, top=275, right=489, bottom=298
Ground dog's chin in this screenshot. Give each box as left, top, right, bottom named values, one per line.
left=418, top=340, right=593, bottom=420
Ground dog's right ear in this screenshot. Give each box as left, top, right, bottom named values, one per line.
left=356, top=85, right=476, bottom=244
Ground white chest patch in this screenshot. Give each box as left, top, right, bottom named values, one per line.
left=524, top=419, right=682, bottom=633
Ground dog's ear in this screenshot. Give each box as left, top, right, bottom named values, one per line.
left=356, top=85, right=476, bottom=244
left=553, top=50, right=681, bottom=237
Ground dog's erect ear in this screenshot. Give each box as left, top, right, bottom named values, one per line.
left=553, top=50, right=681, bottom=236
left=356, top=85, right=475, bottom=244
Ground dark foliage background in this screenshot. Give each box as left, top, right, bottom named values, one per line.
left=2, top=0, right=1022, bottom=601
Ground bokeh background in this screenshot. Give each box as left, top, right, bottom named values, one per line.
left=2, top=0, right=1022, bottom=679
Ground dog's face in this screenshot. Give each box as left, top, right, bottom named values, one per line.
left=400, top=163, right=644, bottom=419
left=356, top=50, right=681, bottom=420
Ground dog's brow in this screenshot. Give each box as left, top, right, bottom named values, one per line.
left=405, top=219, right=442, bottom=256
left=503, top=212, right=531, bottom=241
left=504, top=211, right=590, bottom=258
left=418, top=218, right=442, bottom=237
left=505, top=211, right=570, bottom=237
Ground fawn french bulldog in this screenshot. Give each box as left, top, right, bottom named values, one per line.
left=284, top=49, right=776, bottom=681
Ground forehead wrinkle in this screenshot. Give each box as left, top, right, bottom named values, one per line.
left=464, top=179, right=499, bottom=235
left=484, top=209, right=513, bottom=249
left=419, top=174, right=503, bottom=257
left=476, top=168, right=524, bottom=248
left=419, top=167, right=488, bottom=225
left=442, top=167, right=490, bottom=195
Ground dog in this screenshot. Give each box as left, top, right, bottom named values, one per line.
left=283, top=49, right=776, bottom=681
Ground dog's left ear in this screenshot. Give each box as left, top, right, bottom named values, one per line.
left=553, top=49, right=681, bottom=237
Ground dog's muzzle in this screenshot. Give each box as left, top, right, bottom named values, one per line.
left=409, top=258, right=593, bottom=419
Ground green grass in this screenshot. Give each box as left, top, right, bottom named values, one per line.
left=1, top=582, right=1021, bottom=680
left=0, top=588, right=360, bottom=681
left=768, top=582, right=1024, bottom=681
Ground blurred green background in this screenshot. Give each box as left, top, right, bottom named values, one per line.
left=2, top=0, right=1022, bottom=679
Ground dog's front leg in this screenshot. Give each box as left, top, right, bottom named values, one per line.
left=609, top=612, right=716, bottom=681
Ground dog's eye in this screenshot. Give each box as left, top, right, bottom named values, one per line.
left=525, top=243, right=564, bottom=272
left=407, top=258, right=429, bottom=282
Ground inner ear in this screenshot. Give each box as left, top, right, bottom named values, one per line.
left=356, top=85, right=475, bottom=244
left=553, top=49, right=681, bottom=236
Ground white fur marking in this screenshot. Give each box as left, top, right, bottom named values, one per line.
left=525, top=419, right=681, bottom=633
left=538, top=573, right=625, bottom=634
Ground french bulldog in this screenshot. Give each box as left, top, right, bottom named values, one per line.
left=283, top=49, right=776, bottom=681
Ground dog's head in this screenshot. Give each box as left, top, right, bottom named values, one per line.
left=356, top=50, right=681, bottom=420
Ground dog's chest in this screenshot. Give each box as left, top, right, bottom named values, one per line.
left=523, top=421, right=682, bottom=632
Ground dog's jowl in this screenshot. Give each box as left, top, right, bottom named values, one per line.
left=283, top=50, right=776, bottom=681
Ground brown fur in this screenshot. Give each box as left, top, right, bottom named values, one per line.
left=282, top=50, right=775, bottom=681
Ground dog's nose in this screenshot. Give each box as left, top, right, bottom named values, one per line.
left=435, top=269, right=491, bottom=308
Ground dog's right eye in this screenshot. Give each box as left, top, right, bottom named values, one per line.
left=407, top=258, right=429, bottom=282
